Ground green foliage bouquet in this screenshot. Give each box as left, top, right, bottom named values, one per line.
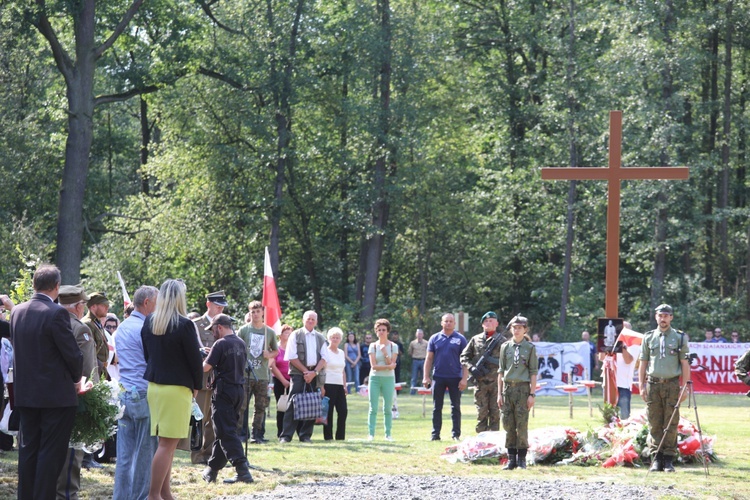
left=70, top=379, right=123, bottom=451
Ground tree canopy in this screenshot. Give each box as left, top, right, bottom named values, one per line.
left=1, top=0, right=748, bottom=339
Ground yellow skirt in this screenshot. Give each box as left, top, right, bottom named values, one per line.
left=147, top=382, right=192, bottom=438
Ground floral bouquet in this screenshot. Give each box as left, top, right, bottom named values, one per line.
left=70, top=378, right=124, bottom=452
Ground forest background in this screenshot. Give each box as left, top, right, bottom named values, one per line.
left=1, top=0, right=749, bottom=342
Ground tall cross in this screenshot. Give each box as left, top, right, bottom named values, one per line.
left=541, top=111, right=689, bottom=318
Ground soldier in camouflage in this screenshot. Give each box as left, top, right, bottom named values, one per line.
left=461, top=311, right=503, bottom=433
left=497, top=315, right=537, bottom=470
left=638, top=303, right=691, bottom=473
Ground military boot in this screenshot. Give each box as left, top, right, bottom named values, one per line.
left=223, top=459, right=254, bottom=484
left=502, top=448, right=517, bottom=470
left=517, top=449, right=528, bottom=469
left=249, top=429, right=260, bottom=444
left=202, top=467, right=218, bottom=483
left=649, top=452, right=664, bottom=472
left=663, top=455, right=675, bottom=472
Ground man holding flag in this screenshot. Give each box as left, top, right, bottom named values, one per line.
left=599, top=320, right=642, bottom=419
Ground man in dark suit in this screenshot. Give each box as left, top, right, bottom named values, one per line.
left=10, top=264, right=83, bottom=500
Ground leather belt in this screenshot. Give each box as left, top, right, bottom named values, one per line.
left=505, top=381, right=529, bottom=385
left=647, top=376, right=679, bottom=384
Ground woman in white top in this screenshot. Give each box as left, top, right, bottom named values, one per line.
left=322, top=327, right=348, bottom=440
left=368, top=318, right=397, bottom=441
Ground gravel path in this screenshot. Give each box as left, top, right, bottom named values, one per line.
left=227, top=474, right=690, bottom=499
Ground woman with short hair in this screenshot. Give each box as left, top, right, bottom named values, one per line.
left=322, top=327, right=348, bottom=440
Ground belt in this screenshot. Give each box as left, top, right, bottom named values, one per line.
left=306, top=366, right=318, bottom=371
left=413, top=358, right=425, bottom=361
left=647, top=376, right=679, bottom=384
left=504, top=380, right=529, bottom=385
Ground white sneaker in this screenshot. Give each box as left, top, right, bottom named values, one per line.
left=384, top=436, right=394, bottom=442
left=367, top=435, right=374, bottom=441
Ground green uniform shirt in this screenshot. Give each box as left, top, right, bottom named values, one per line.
left=237, top=324, right=278, bottom=381
left=640, top=327, right=688, bottom=379
left=498, top=339, right=538, bottom=383
left=461, top=332, right=503, bottom=381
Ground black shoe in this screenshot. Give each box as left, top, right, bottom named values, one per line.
left=503, top=448, right=517, bottom=470
left=517, top=449, right=527, bottom=469
left=223, top=461, right=254, bottom=484
left=430, top=436, right=441, bottom=441
left=649, top=453, right=664, bottom=472
left=279, top=437, right=291, bottom=443
left=299, top=437, right=312, bottom=443
left=202, top=467, right=218, bottom=483
left=452, top=436, right=460, bottom=441
left=663, top=456, right=675, bottom=472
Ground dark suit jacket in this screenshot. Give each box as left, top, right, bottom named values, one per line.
left=142, top=315, right=203, bottom=391
left=10, top=294, right=83, bottom=408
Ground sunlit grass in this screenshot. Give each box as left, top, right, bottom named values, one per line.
left=1, top=391, right=748, bottom=498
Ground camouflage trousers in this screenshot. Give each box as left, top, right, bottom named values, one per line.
left=474, top=377, right=499, bottom=433
left=241, top=378, right=270, bottom=431
left=645, top=377, right=680, bottom=457
left=501, top=383, right=530, bottom=449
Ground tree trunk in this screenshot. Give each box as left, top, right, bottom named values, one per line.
left=717, top=0, right=733, bottom=295
left=361, top=0, right=393, bottom=320
left=649, top=0, right=676, bottom=318
left=559, top=0, right=578, bottom=328
left=139, top=96, right=151, bottom=195
left=267, top=0, right=306, bottom=278
left=57, top=69, right=95, bottom=283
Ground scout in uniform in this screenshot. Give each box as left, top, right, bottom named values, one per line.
left=461, top=311, right=503, bottom=433
left=638, top=303, right=691, bottom=472
left=496, top=315, right=537, bottom=470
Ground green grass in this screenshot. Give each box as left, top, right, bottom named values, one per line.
left=1, top=391, right=749, bottom=499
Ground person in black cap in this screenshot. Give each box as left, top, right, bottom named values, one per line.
left=638, top=303, right=691, bottom=473
left=201, top=314, right=253, bottom=484
left=190, top=290, right=228, bottom=464
left=461, top=311, right=504, bottom=433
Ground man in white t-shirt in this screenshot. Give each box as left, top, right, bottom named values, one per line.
left=598, top=321, right=641, bottom=419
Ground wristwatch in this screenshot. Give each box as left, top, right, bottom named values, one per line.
left=314, top=370, right=319, bottom=376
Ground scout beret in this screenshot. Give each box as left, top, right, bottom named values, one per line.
left=205, top=313, right=236, bottom=331
left=655, top=304, right=673, bottom=314
left=59, top=285, right=88, bottom=305
left=481, top=311, right=498, bottom=323
left=87, top=291, right=109, bottom=307
left=509, top=315, right=528, bottom=327
left=206, top=290, right=228, bottom=307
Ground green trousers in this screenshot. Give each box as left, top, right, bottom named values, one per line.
left=501, top=384, right=530, bottom=449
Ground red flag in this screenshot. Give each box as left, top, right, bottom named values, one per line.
left=117, top=271, right=132, bottom=309
left=615, top=328, right=643, bottom=348
left=262, top=247, right=282, bottom=335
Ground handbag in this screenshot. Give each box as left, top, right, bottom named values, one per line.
left=189, top=416, right=203, bottom=451
left=292, top=384, right=322, bottom=421
left=277, top=386, right=290, bottom=412
left=315, top=396, right=330, bottom=425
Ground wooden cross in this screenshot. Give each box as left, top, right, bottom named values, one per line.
left=541, top=111, right=689, bottom=318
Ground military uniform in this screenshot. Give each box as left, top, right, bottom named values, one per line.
left=640, top=325, right=689, bottom=459
left=82, top=311, right=108, bottom=373
left=191, top=313, right=217, bottom=463
left=735, top=348, right=750, bottom=386
left=461, top=332, right=503, bottom=432
left=56, top=286, right=101, bottom=499
left=499, top=339, right=537, bottom=450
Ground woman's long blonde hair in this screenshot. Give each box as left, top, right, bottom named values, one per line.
left=150, top=279, right=187, bottom=336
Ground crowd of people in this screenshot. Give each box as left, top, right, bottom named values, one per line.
left=1, top=264, right=749, bottom=498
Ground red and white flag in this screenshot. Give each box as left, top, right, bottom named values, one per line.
left=262, top=247, right=282, bottom=335
left=117, top=271, right=132, bottom=309
left=615, top=328, right=643, bottom=348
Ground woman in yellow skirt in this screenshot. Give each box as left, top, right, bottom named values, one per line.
left=141, top=279, right=203, bottom=500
